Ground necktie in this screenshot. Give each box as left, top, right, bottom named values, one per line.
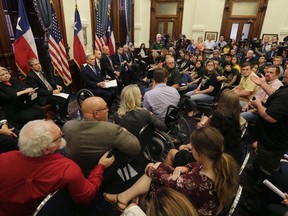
left=119, top=54, right=123, bottom=62
left=92, top=66, right=98, bottom=76
left=39, top=72, right=53, bottom=91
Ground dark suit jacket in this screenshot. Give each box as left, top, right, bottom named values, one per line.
left=81, top=64, right=104, bottom=89
left=100, top=54, right=116, bottom=79
left=123, top=51, right=132, bottom=63
left=26, top=70, right=56, bottom=97
left=111, top=53, right=124, bottom=67
left=0, top=80, right=36, bottom=125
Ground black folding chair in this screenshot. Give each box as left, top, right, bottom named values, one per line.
left=33, top=188, right=74, bottom=216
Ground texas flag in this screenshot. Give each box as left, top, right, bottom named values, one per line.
left=107, top=16, right=115, bottom=55
left=14, top=0, right=38, bottom=75
left=73, top=7, right=86, bottom=69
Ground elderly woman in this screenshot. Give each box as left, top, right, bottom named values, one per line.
left=104, top=126, right=239, bottom=216
left=185, top=60, right=222, bottom=117
left=0, top=67, right=44, bottom=128
left=114, top=84, right=167, bottom=137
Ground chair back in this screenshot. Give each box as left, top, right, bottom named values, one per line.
left=164, top=105, right=180, bottom=129
left=138, top=124, right=156, bottom=152
left=33, top=188, right=74, bottom=216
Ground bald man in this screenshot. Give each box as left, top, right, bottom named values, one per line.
left=63, top=96, right=141, bottom=177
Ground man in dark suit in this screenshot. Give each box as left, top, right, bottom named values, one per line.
left=26, top=58, right=69, bottom=123
left=123, top=44, right=139, bottom=80
left=112, top=46, right=135, bottom=85
left=100, top=46, right=123, bottom=94
left=81, top=53, right=115, bottom=107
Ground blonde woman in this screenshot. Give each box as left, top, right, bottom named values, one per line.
left=114, top=85, right=167, bottom=137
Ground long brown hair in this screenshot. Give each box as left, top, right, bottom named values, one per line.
left=190, top=127, right=239, bottom=214
left=216, top=90, right=240, bottom=118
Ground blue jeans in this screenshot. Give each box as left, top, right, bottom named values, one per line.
left=181, top=74, right=193, bottom=83
left=240, top=111, right=258, bottom=123
left=186, top=91, right=215, bottom=112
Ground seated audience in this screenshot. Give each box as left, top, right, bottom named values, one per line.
left=112, top=46, right=136, bottom=86
left=81, top=53, right=115, bottom=108
left=0, top=119, right=114, bottom=216
left=143, top=68, right=180, bottom=121
left=104, top=126, right=239, bottom=216
left=26, top=58, right=69, bottom=123
left=63, top=96, right=141, bottom=177
left=123, top=188, right=198, bottom=216
left=166, top=90, right=244, bottom=166
left=114, top=85, right=167, bottom=137
left=233, top=62, right=258, bottom=107
left=0, top=67, right=44, bottom=128
left=186, top=60, right=222, bottom=117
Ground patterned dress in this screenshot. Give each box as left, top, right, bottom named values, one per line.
left=146, top=162, right=219, bottom=216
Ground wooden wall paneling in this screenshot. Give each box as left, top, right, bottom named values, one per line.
left=0, top=1, right=16, bottom=73
left=90, top=0, right=96, bottom=52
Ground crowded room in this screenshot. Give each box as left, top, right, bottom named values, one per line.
left=0, top=0, right=288, bottom=215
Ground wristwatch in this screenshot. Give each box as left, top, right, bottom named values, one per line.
left=0, top=119, right=7, bottom=127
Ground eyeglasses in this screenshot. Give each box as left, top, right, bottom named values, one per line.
left=51, top=134, right=64, bottom=143
left=93, top=106, right=109, bottom=113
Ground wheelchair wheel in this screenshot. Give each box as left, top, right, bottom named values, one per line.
left=76, top=89, right=94, bottom=108
left=167, top=115, right=190, bottom=147
left=143, top=130, right=175, bottom=162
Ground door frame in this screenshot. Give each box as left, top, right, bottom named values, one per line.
left=149, top=0, right=184, bottom=47
left=220, top=0, right=269, bottom=42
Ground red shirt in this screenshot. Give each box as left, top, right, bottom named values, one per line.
left=0, top=151, right=105, bottom=216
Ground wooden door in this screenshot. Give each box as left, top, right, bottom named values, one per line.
left=220, top=0, right=269, bottom=42
left=150, top=0, right=184, bottom=46
left=224, top=19, right=254, bottom=42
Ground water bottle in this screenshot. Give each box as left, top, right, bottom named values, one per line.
left=76, top=110, right=81, bottom=120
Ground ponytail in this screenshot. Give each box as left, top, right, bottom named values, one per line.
left=213, top=153, right=239, bottom=214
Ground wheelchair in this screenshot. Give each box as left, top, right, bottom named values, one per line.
left=76, top=88, right=94, bottom=108
left=164, top=105, right=191, bottom=147
left=138, top=124, right=175, bottom=163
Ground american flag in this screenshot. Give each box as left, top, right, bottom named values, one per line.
left=48, top=3, right=72, bottom=86
left=95, top=3, right=106, bottom=51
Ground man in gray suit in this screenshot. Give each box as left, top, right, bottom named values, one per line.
left=63, top=96, right=141, bottom=177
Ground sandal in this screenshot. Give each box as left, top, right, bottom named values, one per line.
left=103, top=193, right=128, bottom=212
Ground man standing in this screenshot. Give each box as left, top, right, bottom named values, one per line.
left=0, top=120, right=114, bottom=216
left=233, top=62, right=258, bottom=107
left=143, top=68, right=180, bottom=121
left=63, top=96, right=140, bottom=177
left=26, top=58, right=69, bottom=123
left=81, top=53, right=115, bottom=108
left=249, top=65, right=288, bottom=184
